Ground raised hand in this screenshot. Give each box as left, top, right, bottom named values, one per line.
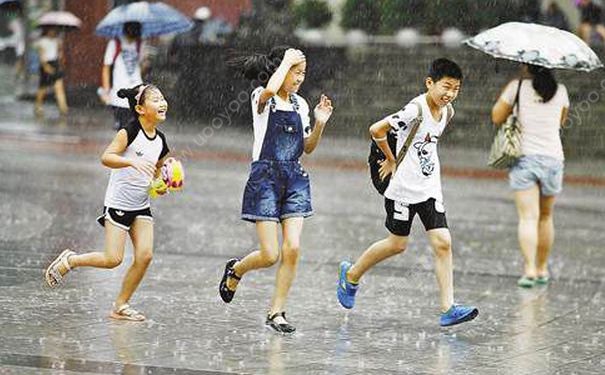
left=314, top=94, right=333, bottom=124
left=282, top=48, right=306, bottom=67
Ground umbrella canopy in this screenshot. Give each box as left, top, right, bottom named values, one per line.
left=0, top=0, right=20, bottom=9
left=463, top=22, right=603, bottom=72
left=38, top=11, right=82, bottom=29
left=96, top=1, right=193, bottom=38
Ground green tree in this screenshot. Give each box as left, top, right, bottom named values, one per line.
left=293, top=0, right=333, bottom=29
left=341, top=0, right=382, bottom=34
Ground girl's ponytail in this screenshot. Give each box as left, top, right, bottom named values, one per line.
left=117, top=86, right=141, bottom=114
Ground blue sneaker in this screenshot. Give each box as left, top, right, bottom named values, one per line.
left=337, top=261, right=358, bottom=309
left=440, top=304, right=479, bottom=327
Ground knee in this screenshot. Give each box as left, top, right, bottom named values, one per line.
left=136, top=249, right=153, bottom=266
left=281, top=241, right=300, bottom=264
left=261, top=247, right=280, bottom=267
left=104, top=254, right=123, bottom=269
left=432, top=238, right=452, bottom=257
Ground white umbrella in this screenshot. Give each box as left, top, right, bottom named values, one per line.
left=464, top=22, right=603, bottom=72
left=38, top=11, right=82, bottom=29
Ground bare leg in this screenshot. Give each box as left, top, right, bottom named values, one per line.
left=66, top=221, right=128, bottom=271
left=53, top=79, right=68, bottom=115
left=347, top=234, right=408, bottom=283
left=536, top=194, right=556, bottom=277
left=427, top=228, right=454, bottom=312
left=35, top=86, right=47, bottom=116
left=514, top=185, right=540, bottom=278
left=115, top=218, right=153, bottom=307
left=227, top=221, right=280, bottom=290
left=595, top=24, right=605, bottom=44
left=578, top=23, right=592, bottom=43
left=269, top=217, right=303, bottom=315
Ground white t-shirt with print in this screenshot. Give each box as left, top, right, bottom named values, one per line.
left=249, top=86, right=312, bottom=161
left=383, top=94, right=453, bottom=204
left=103, top=38, right=144, bottom=108
left=35, top=36, right=59, bottom=62
left=500, top=79, right=568, bottom=161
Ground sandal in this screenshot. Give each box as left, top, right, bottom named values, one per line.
left=265, top=312, right=296, bottom=334
left=517, top=275, right=536, bottom=288
left=219, top=258, right=241, bottom=303
left=109, top=303, right=146, bottom=321
left=44, top=249, right=75, bottom=288
left=536, top=275, right=550, bottom=285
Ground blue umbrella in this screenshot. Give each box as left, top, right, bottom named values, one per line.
left=0, top=0, right=21, bottom=7
left=96, top=1, right=193, bottom=38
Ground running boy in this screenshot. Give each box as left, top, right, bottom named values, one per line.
left=337, top=58, right=478, bottom=327
left=45, top=84, right=170, bottom=321
left=219, top=47, right=333, bottom=334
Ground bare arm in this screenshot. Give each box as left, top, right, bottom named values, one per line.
left=304, top=94, right=333, bottom=154
left=560, top=107, right=569, bottom=127
left=491, top=98, right=513, bottom=126
left=102, top=65, right=111, bottom=92
left=101, top=130, right=156, bottom=177
left=370, top=120, right=396, bottom=162
left=256, top=49, right=305, bottom=114
left=304, top=121, right=325, bottom=154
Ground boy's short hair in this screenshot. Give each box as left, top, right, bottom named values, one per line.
left=428, top=58, right=463, bottom=82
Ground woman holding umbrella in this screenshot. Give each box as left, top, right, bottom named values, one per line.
left=95, top=1, right=192, bottom=130
left=465, top=22, right=603, bottom=288
left=33, top=11, right=81, bottom=116
left=491, top=64, right=569, bottom=288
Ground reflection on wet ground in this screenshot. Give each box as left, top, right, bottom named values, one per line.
left=1, top=95, right=604, bottom=374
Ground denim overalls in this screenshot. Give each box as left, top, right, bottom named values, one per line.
left=241, top=95, right=313, bottom=222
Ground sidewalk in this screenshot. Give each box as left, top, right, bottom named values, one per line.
left=1, top=92, right=604, bottom=187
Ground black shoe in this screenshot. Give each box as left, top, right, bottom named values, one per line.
left=265, top=312, right=296, bottom=334
left=219, top=258, right=240, bottom=303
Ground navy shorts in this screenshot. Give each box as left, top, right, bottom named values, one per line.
left=96, top=206, right=153, bottom=231
left=241, top=160, right=313, bottom=222
left=385, top=198, right=448, bottom=237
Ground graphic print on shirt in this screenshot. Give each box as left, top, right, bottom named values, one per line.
left=413, top=133, right=439, bottom=177
left=121, top=48, right=139, bottom=77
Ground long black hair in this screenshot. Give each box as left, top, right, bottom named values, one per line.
left=527, top=64, right=558, bottom=103
left=117, top=84, right=158, bottom=116
left=227, top=45, right=291, bottom=85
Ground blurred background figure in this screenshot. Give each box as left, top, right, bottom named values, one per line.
left=169, top=6, right=232, bottom=59
left=100, top=22, right=146, bottom=130
left=34, top=26, right=68, bottom=116
left=576, top=0, right=605, bottom=44
left=542, top=1, right=570, bottom=30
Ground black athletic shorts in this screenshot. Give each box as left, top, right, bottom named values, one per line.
left=96, top=206, right=153, bottom=231
left=384, top=198, right=448, bottom=237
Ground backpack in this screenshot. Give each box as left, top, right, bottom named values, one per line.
left=368, top=101, right=453, bottom=195
left=109, top=38, right=142, bottom=83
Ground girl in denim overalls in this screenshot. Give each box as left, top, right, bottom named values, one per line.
left=219, top=47, right=333, bottom=333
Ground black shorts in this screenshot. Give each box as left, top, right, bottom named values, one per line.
left=39, top=60, right=63, bottom=88
left=96, top=206, right=153, bottom=231
left=384, top=198, right=448, bottom=237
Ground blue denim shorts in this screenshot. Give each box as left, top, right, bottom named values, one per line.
left=241, top=160, right=313, bottom=222
left=509, top=155, right=564, bottom=196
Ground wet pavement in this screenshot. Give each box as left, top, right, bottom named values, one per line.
left=1, top=94, right=605, bottom=374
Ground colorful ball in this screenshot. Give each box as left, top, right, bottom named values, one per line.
left=161, top=157, right=184, bottom=191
